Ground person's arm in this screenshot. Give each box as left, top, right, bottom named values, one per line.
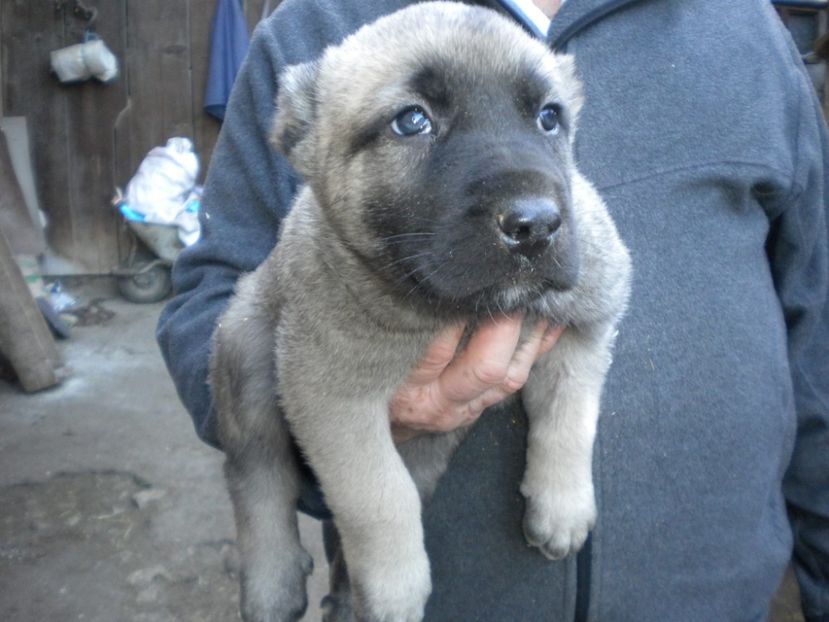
left=775, top=70, right=829, bottom=621
left=157, top=22, right=298, bottom=448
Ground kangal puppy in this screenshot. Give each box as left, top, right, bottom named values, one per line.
left=210, top=3, right=631, bottom=621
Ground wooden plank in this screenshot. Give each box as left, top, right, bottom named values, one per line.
left=190, top=0, right=220, bottom=179
left=0, top=117, right=47, bottom=252
left=244, top=0, right=268, bottom=34
left=0, top=227, right=62, bottom=393
left=0, top=1, right=4, bottom=119
left=820, top=10, right=829, bottom=122
left=245, top=0, right=285, bottom=30
left=125, top=0, right=194, bottom=179
left=0, top=128, right=43, bottom=255
left=63, top=1, right=129, bottom=273
left=2, top=1, right=73, bottom=265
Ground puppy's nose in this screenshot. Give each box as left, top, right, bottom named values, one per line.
left=497, top=199, right=562, bottom=257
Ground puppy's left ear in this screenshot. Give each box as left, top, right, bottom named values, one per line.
left=554, top=54, right=584, bottom=136
left=271, top=60, right=320, bottom=178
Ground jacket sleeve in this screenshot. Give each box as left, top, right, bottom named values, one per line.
left=156, top=19, right=332, bottom=520
left=776, top=68, right=829, bottom=620
left=156, top=23, right=295, bottom=448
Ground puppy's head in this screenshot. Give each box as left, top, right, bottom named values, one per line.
left=272, top=2, right=585, bottom=316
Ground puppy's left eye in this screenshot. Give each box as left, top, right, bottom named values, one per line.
left=391, top=107, right=433, bottom=136
left=537, top=104, right=561, bottom=134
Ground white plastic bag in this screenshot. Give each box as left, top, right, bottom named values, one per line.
left=50, top=39, right=119, bottom=83
left=125, top=138, right=199, bottom=225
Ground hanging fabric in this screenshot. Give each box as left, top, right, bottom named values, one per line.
left=204, top=0, right=250, bottom=121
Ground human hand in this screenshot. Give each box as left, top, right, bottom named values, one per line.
left=389, top=317, right=563, bottom=444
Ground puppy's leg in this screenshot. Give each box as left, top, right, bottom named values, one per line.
left=212, top=301, right=312, bottom=622
left=315, top=430, right=463, bottom=622
left=285, top=398, right=430, bottom=622
left=397, top=429, right=467, bottom=503
left=520, top=325, right=615, bottom=560
left=321, top=521, right=355, bottom=622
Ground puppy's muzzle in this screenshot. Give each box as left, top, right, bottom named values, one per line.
left=497, top=199, right=562, bottom=258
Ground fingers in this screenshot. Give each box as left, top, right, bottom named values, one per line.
left=503, top=320, right=548, bottom=393
left=405, top=322, right=466, bottom=385
left=472, top=321, right=557, bottom=412
left=539, top=324, right=564, bottom=356
left=437, top=315, right=524, bottom=404
left=389, top=318, right=565, bottom=443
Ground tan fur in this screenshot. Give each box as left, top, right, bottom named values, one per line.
left=211, top=3, right=631, bottom=621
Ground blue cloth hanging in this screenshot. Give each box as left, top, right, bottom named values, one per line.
left=204, top=0, right=250, bottom=121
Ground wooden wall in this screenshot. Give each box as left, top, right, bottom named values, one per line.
left=0, top=0, right=270, bottom=273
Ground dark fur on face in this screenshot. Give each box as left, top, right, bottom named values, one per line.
left=363, top=65, right=579, bottom=316
left=272, top=5, right=586, bottom=319
left=346, top=57, right=581, bottom=318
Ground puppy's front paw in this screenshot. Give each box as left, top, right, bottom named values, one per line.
left=352, top=551, right=431, bottom=622
left=240, top=548, right=314, bottom=622
left=521, top=483, right=596, bottom=560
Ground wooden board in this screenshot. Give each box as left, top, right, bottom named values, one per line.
left=124, top=0, right=194, bottom=178
left=191, top=0, right=221, bottom=179
left=2, top=1, right=73, bottom=266
left=244, top=0, right=269, bottom=34
left=63, top=1, right=129, bottom=272
left=0, top=0, right=268, bottom=272
left=0, top=128, right=42, bottom=254
left=0, top=227, right=62, bottom=393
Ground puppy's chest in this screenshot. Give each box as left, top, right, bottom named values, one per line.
left=275, top=307, right=436, bottom=399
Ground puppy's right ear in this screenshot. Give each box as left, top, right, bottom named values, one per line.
left=270, top=60, right=320, bottom=178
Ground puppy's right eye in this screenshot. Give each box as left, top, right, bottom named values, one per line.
left=391, top=107, right=433, bottom=136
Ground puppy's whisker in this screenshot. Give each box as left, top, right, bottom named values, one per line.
left=380, top=232, right=436, bottom=242
left=393, top=259, right=432, bottom=288
left=402, top=263, right=445, bottom=301
left=381, top=252, right=434, bottom=273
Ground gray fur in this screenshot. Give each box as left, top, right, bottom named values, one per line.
left=210, top=3, right=631, bottom=621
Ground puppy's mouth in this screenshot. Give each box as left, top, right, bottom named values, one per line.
left=394, top=254, right=569, bottom=315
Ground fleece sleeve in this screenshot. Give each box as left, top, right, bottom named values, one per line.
left=156, top=23, right=295, bottom=448
left=776, top=73, right=829, bottom=621
left=156, top=20, right=332, bottom=520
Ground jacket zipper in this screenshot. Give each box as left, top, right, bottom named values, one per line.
left=574, top=535, right=592, bottom=622
left=490, top=1, right=646, bottom=620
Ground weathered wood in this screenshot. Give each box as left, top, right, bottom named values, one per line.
left=2, top=0, right=72, bottom=265
left=0, top=128, right=42, bottom=255
left=63, top=1, right=129, bottom=272
left=124, top=0, right=194, bottom=179
left=820, top=10, right=829, bottom=122
left=245, top=0, right=285, bottom=31
left=244, top=0, right=268, bottom=35
left=190, top=0, right=220, bottom=179
left=2, top=0, right=254, bottom=272
left=0, top=1, right=4, bottom=119
left=0, top=227, right=63, bottom=393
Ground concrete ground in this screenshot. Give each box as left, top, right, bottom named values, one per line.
left=0, top=280, right=327, bottom=622
left=0, top=279, right=805, bottom=621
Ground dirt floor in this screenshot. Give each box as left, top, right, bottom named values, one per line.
left=0, top=279, right=805, bottom=621
left=0, top=280, right=327, bottom=622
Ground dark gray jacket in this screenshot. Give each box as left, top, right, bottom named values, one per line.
left=157, top=0, right=829, bottom=619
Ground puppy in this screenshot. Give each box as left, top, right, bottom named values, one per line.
left=210, top=3, right=631, bottom=621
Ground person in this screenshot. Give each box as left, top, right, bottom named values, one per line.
left=156, top=0, right=829, bottom=619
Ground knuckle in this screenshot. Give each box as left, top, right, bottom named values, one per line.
left=501, top=374, right=527, bottom=394
left=429, top=411, right=459, bottom=433
left=472, top=362, right=509, bottom=386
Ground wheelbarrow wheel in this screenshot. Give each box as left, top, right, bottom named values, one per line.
left=117, top=265, right=172, bottom=303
